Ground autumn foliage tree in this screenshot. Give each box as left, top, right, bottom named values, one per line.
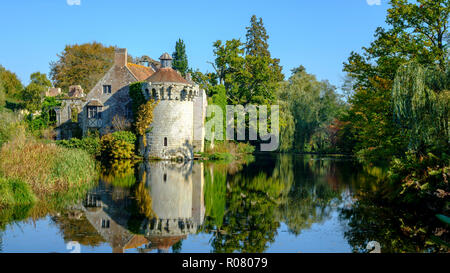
left=49, top=42, right=115, bottom=93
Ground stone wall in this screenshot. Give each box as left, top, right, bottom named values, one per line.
left=145, top=99, right=194, bottom=160
left=193, top=89, right=207, bottom=153
left=81, top=64, right=136, bottom=135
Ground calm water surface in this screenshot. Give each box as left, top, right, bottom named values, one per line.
left=0, top=154, right=428, bottom=253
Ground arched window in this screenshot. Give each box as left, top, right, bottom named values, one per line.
left=145, top=89, right=150, bottom=98
left=152, top=89, right=157, bottom=99
left=164, top=137, right=167, bottom=147
left=163, top=173, right=167, bottom=182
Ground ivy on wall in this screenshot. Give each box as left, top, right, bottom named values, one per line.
left=135, top=99, right=158, bottom=145
left=129, top=81, right=146, bottom=120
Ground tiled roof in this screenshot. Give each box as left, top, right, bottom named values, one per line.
left=127, top=63, right=155, bottom=81
left=124, top=235, right=149, bottom=250
left=146, top=67, right=189, bottom=84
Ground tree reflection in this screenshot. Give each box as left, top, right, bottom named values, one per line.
left=278, top=156, right=342, bottom=235
left=203, top=154, right=350, bottom=252
left=340, top=165, right=449, bottom=253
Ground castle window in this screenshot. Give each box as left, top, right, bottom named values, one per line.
left=145, top=88, right=150, bottom=98
left=163, top=173, right=167, bottom=182
left=164, top=137, right=167, bottom=147
left=87, top=106, right=102, bottom=119
left=103, top=85, right=111, bottom=94
left=101, top=219, right=110, bottom=229
left=152, top=89, right=157, bottom=99
left=87, top=106, right=98, bottom=119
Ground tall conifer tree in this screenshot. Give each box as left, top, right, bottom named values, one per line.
left=172, top=39, right=189, bottom=76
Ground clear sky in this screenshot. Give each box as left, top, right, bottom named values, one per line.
left=0, top=0, right=389, bottom=90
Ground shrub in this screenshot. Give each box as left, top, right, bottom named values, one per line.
left=111, top=130, right=136, bottom=146
left=100, top=133, right=134, bottom=159
left=56, top=136, right=101, bottom=157
left=237, top=142, right=255, bottom=154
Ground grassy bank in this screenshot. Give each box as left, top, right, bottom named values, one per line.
left=0, top=135, right=98, bottom=208
left=201, top=141, right=255, bottom=162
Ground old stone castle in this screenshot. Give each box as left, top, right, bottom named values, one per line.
left=49, top=48, right=207, bottom=160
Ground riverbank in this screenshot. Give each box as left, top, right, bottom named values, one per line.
left=0, top=134, right=98, bottom=208
left=198, top=141, right=255, bottom=162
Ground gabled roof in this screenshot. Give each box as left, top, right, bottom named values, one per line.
left=87, top=99, right=103, bottom=107
left=145, top=67, right=189, bottom=84
left=127, top=63, right=155, bottom=81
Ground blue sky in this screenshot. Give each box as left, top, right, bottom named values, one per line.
left=0, top=0, right=389, bottom=90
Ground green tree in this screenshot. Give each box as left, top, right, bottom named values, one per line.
left=245, top=15, right=270, bottom=57
left=210, top=15, right=284, bottom=105
left=49, top=42, right=115, bottom=93
left=392, top=62, right=449, bottom=152
left=172, top=39, right=189, bottom=76
left=342, top=0, right=449, bottom=162
left=278, top=67, right=343, bottom=152
left=22, top=72, right=52, bottom=112
left=0, top=65, right=23, bottom=98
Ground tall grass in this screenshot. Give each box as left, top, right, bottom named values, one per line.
left=203, top=141, right=255, bottom=162
left=0, top=135, right=98, bottom=203
left=0, top=177, right=36, bottom=208
left=0, top=110, right=26, bottom=148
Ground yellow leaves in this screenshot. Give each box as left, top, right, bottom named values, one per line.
left=100, top=133, right=134, bottom=159
left=135, top=99, right=158, bottom=146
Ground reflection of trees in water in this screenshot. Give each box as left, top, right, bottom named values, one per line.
left=277, top=155, right=342, bottom=235
left=100, top=160, right=137, bottom=188
left=340, top=165, right=449, bottom=253
left=341, top=199, right=449, bottom=252
left=203, top=155, right=340, bottom=252
left=203, top=154, right=351, bottom=252
left=134, top=171, right=156, bottom=219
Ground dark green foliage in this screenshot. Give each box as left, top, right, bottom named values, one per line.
left=245, top=15, right=270, bottom=57
left=388, top=152, right=449, bottom=208
left=392, top=62, right=449, bottom=152
left=277, top=67, right=344, bottom=153
left=0, top=65, right=23, bottom=98
left=21, top=72, right=52, bottom=112
left=56, top=136, right=101, bottom=157
left=172, top=39, right=189, bottom=76
left=208, top=15, right=283, bottom=105
left=26, top=97, right=61, bottom=132
left=111, top=130, right=137, bottom=146
left=128, top=81, right=146, bottom=119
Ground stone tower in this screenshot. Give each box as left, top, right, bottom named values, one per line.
left=141, top=53, right=206, bottom=160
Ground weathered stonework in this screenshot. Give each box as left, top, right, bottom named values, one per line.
left=52, top=48, right=207, bottom=161
left=139, top=53, right=207, bottom=161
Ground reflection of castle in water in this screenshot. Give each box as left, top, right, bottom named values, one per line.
left=81, top=161, right=204, bottom=253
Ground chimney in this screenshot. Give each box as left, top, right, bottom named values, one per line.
left=114, top=48, right=127, bottom=67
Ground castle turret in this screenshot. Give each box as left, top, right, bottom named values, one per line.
left=140, top=52, right=204, bottom=160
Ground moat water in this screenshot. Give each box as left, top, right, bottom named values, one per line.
left=0, top=154, right=445, bottom=253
